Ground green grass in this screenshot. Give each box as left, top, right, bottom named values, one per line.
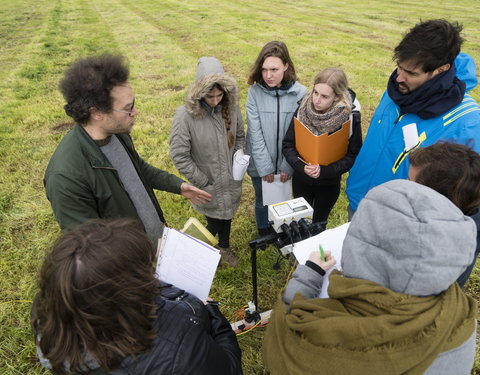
left=1, top=0, right=479, bottom=373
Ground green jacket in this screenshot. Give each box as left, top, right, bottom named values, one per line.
left=44, top=125, right=183, bottom=231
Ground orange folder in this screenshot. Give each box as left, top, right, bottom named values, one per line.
left=294, top=117, right=350, bottom=165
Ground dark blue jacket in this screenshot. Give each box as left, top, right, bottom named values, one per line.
left=457, top=208, right=480, bottom=287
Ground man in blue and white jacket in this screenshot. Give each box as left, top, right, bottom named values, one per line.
left=347, top=19, right=480, bottom=214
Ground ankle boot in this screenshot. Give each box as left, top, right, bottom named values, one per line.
left=219, top=247, right=239, bottom=267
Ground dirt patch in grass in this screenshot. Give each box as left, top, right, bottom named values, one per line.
left=168, top=85, right=184, bottom=91
left=51, top=122, right=74, bottom=132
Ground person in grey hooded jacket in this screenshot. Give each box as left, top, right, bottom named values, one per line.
left=170, top=57, right=244, bottom=266
left=263, top=180, right=477, bottom=375
left=245, top=41, right=306, bottom=235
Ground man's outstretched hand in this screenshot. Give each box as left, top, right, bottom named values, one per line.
left=180, top=182, right=212, bottom=205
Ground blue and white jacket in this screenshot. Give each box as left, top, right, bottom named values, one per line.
left=347, top=53, right=480, bottom=211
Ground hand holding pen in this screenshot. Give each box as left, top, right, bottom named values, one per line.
left=308, top=249, right=336, bottom=271
left=298, top=156, right=320, bottom=178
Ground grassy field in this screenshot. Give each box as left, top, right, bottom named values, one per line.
left=1, top=0, right=479, bottom=373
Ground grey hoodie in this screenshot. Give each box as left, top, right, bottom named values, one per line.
left=342, top=179, right=476, bottom=296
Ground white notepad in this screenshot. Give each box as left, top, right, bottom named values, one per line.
left=262, top=174, right=292, bottom=206
left=156, top=228, right=221, bottom=301
left=292, top=222, right=350, bottom=298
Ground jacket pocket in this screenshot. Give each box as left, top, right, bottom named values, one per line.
left=195, top=183, right=219, bottom=210
left=230, top=179, right=243, bottom=207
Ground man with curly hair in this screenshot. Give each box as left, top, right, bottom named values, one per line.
left=44, top=54, right=211, bottom=243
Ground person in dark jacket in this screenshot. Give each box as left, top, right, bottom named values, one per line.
left=408, top=142, right=480, bottom=287
left=44, top=54, right=211, bottom=243
left=282, top=68, right=362, bottom=224
left=32, top=218, right=243, bottom=375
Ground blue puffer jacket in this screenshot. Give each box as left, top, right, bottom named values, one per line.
left=245, top=81, right=306, bottom=177
left=346, top=52, right=480, bottom=211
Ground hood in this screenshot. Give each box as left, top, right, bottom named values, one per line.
left=455, top=52, right=478, bottom=92
left=185, top=57, right=239, bottom=118
left=341, top=179, right=476, bottom=296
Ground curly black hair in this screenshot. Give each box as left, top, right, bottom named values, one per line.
left=393, top=19, right=464, bottom=73
left=59, top=54, right=130, bottom=124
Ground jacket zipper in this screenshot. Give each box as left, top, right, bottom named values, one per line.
left=275, top=89, right=280, bottom=174
left=176, top=295, right=196, bottom=314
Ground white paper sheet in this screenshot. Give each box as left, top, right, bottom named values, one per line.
left=292, top=222, right=350, bottom=298
left=155, top=228, right=220, bottom=301
left=262, top=174, right=292, bottom=206
left=232, top=149, right=250, bottom=181
left=402, top=123, right=419, bottom=151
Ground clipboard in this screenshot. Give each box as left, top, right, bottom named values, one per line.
left=156, top=228, right=220, bottom=301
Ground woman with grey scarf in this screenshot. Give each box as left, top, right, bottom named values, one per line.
left=282, top=68, right=362, bottom=224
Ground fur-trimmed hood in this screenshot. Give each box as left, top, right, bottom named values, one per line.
left=185, top=57, right=239, bottom=119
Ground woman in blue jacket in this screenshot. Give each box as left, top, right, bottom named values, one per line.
left=245, top=41, right=306, bottom=235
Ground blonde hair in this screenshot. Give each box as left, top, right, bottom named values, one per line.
left=300, top=68, right=352, bottom=112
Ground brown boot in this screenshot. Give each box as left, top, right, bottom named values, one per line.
left=219, top=247, right=239, bottom=268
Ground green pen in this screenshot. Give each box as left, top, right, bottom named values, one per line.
left=319, top=244, right=325, bottom=262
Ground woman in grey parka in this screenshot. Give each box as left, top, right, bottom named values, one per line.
left=170, top=57, right=244, bottom=267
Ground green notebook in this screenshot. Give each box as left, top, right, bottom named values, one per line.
left=181, top=217, right=218, bottom=247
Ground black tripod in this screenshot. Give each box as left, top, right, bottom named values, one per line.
left=248, top=220, right=326, bottom=310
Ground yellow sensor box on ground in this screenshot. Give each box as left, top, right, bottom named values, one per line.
left=181, top=217, right=218, bottom=247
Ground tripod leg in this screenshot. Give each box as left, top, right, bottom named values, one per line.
left=251, top=247, right=258, bottom=310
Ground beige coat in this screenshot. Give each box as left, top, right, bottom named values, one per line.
left=170, top=58, right=244, bottom=219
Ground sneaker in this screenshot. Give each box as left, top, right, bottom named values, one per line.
left=219, top=247, right=239, bottom=267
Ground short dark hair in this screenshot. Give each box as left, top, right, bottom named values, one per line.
left=409, top=142, right=480, bottom=215
left=59, top=54, right=130, bottom=124
left=393, top=19, right=464, bottom=73
left=32, top=218, right=158, bottom=374
left=248, top=41, right=297, bottom=85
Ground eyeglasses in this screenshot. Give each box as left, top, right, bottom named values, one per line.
left=112, top=99, right=136, bottom=117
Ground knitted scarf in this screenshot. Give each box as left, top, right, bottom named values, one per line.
left=263, top=271, right=476, bottom=375
left=387, top=65, right=465, bottom=120
left=297, top=93, right=350, bottom=135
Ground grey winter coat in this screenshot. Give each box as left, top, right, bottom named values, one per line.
left=284, top=180, right=477, bottom=375
left=170, top=57, right=244, bottom=220
left=245, top=81, right=306, bottom=177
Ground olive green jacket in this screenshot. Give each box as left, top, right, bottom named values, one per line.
left=44, top=125, right=183, bottom=231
